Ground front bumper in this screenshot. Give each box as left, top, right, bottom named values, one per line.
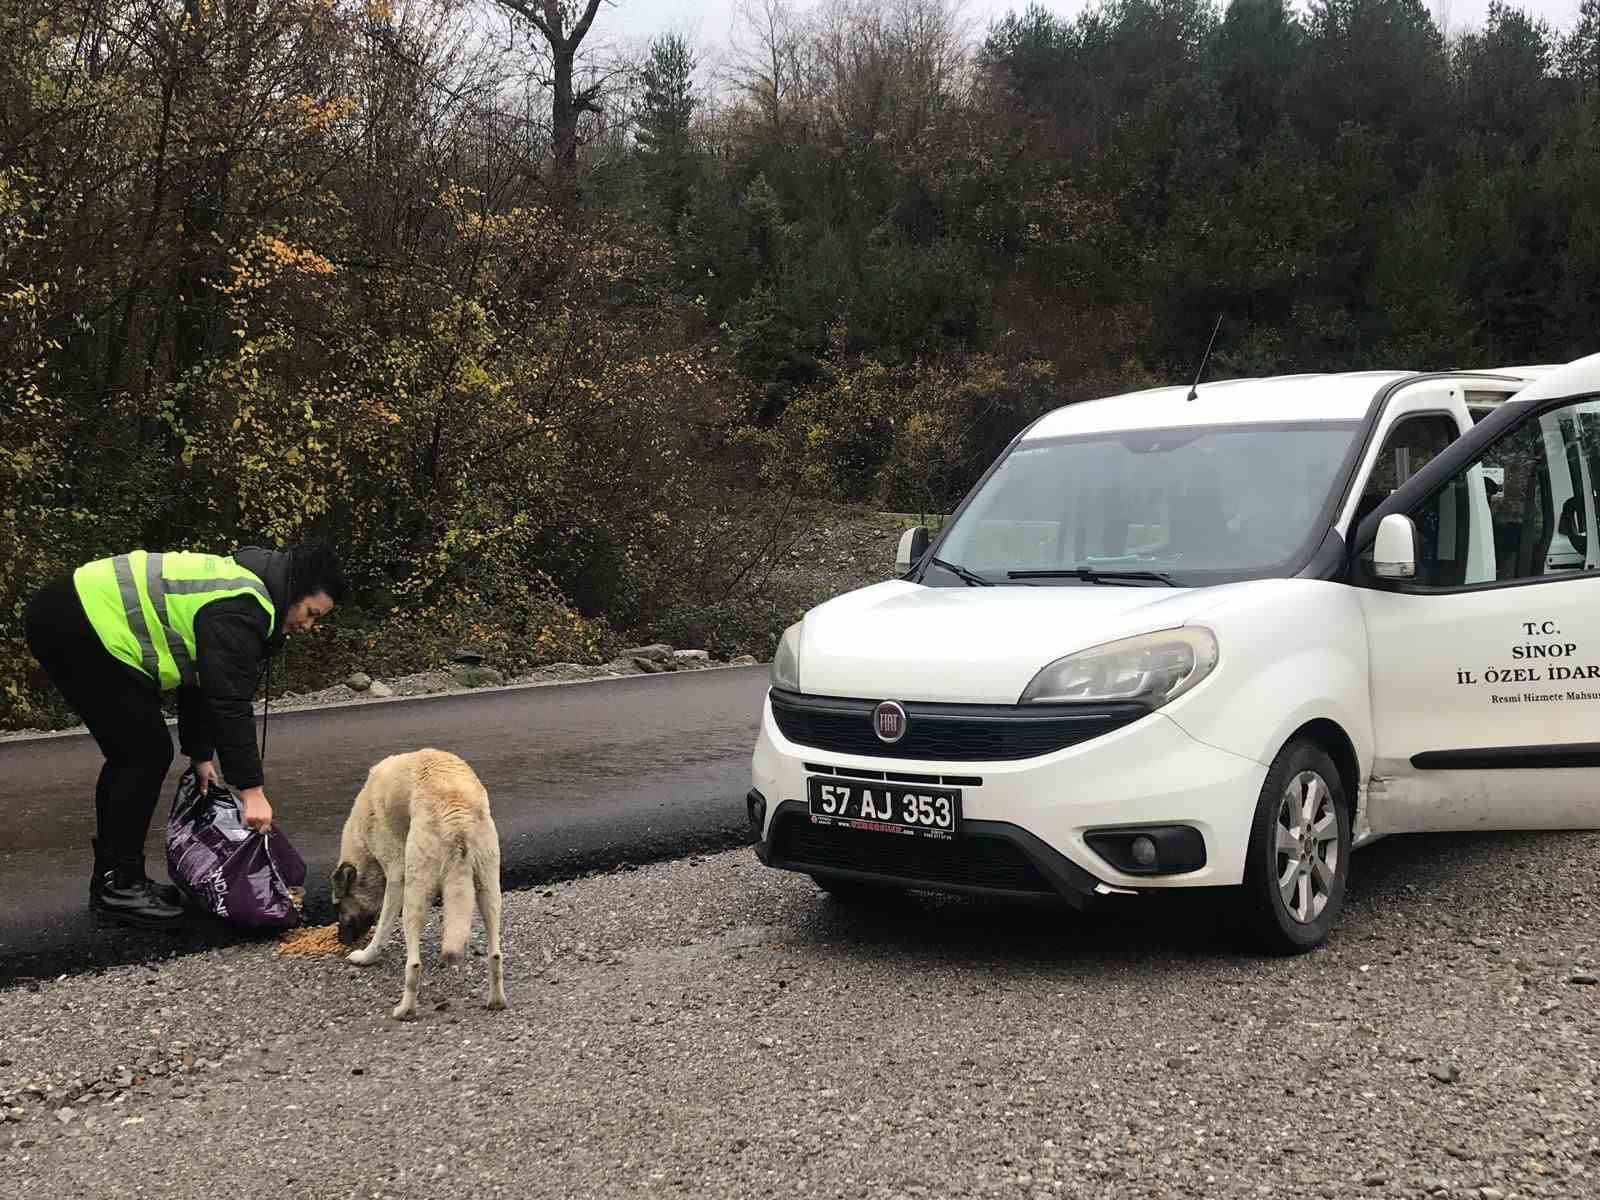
left=757, top=799, right=1108, bottom=907
left=752, top=693, right=1266, bottom=902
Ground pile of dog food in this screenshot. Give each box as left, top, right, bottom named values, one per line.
left=275, top=923, right=345, bottom=958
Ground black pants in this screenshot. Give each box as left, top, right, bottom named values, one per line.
left=23, top=577, right=174, bottom=864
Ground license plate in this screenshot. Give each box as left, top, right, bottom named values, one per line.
left=806, top=777, right=961, bottom=839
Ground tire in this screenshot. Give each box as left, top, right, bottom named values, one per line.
left=1238, top=737, right=1351, bottom=955
left=810, top=874, right=904, bottom=904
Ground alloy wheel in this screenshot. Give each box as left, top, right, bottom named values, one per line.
left=1274, top=770, right=1340, bottom=924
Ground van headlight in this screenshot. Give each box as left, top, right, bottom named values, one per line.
left=771, top=622, right=802, bottom=692
left=1019, top=628, right=1218, bottom=708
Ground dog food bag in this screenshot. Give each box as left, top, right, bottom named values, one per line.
left=165, top=768, right=308, bottom=929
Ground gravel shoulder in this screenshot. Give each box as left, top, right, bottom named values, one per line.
left=3, top=825, right=1597, bottom=1199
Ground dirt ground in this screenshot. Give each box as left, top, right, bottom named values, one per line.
left=3, top=828, right=1598, bottom=1199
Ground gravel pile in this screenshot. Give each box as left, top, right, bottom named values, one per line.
left=2, top=826, right=1596, bottom=1198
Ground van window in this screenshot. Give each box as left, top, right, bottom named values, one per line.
left=1350, top=414, right=1459, bottom=533
left=1399, top=398, right=1600, bottom=588
left=936, top=421, right=1361, bottom=582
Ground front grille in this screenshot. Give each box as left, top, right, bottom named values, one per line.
left=770, top=689, right=1145, bottom=761
left=802, top=761, right=984, bottom=787
left=769, top=812, right=1057, bottom=896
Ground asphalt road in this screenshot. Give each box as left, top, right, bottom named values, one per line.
left=0, top=667, right=770, bottom=980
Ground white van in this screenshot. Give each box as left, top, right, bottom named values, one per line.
left=749, top=354, right=1600, bottom=952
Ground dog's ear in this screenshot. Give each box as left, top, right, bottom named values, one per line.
left=331, top=861, right=356, bottom=903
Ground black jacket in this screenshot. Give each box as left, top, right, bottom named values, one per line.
left=175, top=546, right=291, bottom=791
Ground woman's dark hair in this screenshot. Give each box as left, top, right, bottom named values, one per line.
left=286, top=541, right=349, bottom=605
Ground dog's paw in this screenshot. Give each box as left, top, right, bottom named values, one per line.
left=391, top=1000, right=416, bottom=1021
left=347, top=946, right=382, bottom=966
left=486, top=995, right=509, bottom=1012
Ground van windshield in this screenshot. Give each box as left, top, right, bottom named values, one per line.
left=933, top=421, right=1362, bottom=585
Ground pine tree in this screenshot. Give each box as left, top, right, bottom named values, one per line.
left=637, top=34, right=699, bottom=229
left=1559, top=0, right=1600, bottom=87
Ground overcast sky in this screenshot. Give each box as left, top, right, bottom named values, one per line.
left=585, top=0, right=1587, bottom=55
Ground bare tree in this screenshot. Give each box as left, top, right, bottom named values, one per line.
left=1433, top=0, right=1453, bottom=47
left=810, top=0, right=972, bottom=153
left=726, top=0, right=810, bottom=135
left=490, top=0, right=606, bottom=176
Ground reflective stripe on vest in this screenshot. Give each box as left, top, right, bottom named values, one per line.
left=145, top=553, right=196, bottom=685
left=75, top=551, right=275, bottom=690
left=110, top=553, right=160, bottom=683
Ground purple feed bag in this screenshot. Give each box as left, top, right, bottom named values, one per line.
left=165, top=768, right=306, bottom=929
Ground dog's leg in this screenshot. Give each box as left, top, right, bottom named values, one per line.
left=391, top=870, right=430, bottom=1020
left=476, top=817, right=507, bottom=1011
left=347, top=873, right=403, bottom=966
left=478, top=875, right=507, bottom=1011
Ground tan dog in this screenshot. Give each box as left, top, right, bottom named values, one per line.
left=331, top=749, right=508, bottom=1019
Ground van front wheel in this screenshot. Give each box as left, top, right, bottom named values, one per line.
left=1239, top=738, right=1351, bottom=955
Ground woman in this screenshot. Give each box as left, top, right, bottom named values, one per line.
left=24, top=542, right=348, bottom=928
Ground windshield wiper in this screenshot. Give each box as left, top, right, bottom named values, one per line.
left=929, top=556, right=994, bottom=587
left=1006, top=568, right=1178, bottom=587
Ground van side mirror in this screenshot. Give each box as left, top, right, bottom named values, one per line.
left=896, top=526, right=930, bottom=573
left=1372, top=513, right=1418, bottom=579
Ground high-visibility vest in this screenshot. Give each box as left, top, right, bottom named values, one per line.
left=73, top=551, right=277, bottom=691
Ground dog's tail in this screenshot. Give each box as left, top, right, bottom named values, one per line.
left=440, top=843, right=475, bottom=965
left=438, top=798, right=481, bottom=964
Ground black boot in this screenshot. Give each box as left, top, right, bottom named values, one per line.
left=90, top=838, right=183, bottom=909
left=92, top=861, right=185, bottom=930
left=135, top=854, right=184, bottom=908
left=89, top=836, right=109, bottom=909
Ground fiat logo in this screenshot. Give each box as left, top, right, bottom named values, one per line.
left=873, top=700, right=908, bottom=744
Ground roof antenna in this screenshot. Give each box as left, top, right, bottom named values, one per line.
left=1186, top=314, right=1224, bottom=402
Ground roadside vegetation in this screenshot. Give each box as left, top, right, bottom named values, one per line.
left=4, top=0, right=1598, bottom=727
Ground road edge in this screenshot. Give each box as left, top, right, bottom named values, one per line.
left=0, top=661, right=772, bottom=746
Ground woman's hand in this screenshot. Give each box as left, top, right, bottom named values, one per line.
left=192, top=757, right=221, bottom=792
left=240, top=787, right=273, bottom=833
